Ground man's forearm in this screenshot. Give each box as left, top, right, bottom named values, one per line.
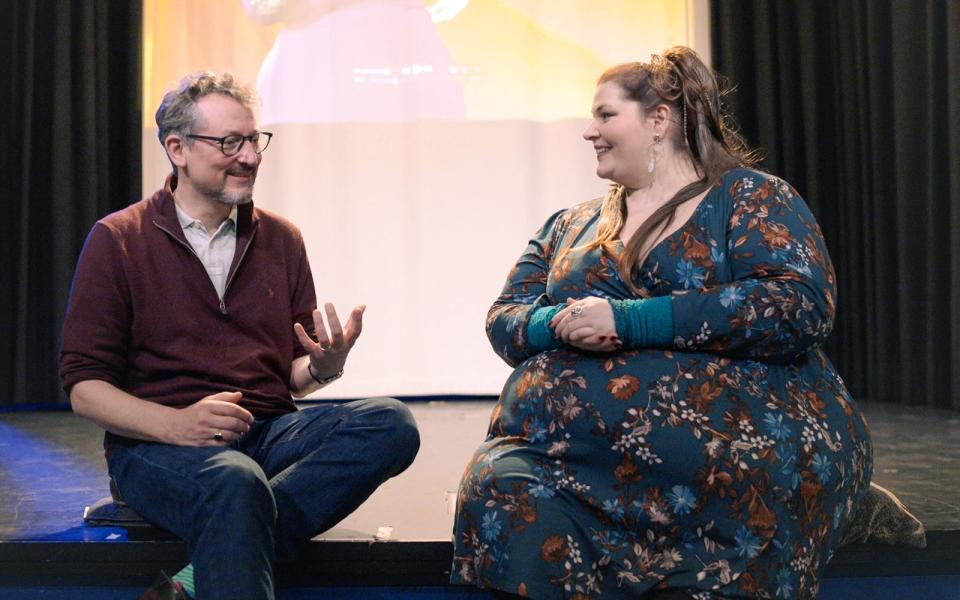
left=290, top=356, right=320, bottom=398
left=289, top=355, right=343, bottom=398
left=70, top=379, right=180, bottom=443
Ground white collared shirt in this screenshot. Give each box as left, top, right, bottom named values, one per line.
left=175, top=204, right=238, bottom=300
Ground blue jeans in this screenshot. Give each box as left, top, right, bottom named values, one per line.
left=107, top=398, right=420, bottom=600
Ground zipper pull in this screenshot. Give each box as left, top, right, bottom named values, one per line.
left=219, top=298, right=227, bottom=315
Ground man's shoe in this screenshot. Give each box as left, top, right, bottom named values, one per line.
left=138, top=572, right=188, bottom=600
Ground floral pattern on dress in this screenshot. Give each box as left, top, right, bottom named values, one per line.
left=452, top=169, right=872, bottom=599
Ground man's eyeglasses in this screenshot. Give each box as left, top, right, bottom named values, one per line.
left=187, top=131, right=273, bottom=156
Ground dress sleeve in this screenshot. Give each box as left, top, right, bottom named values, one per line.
left=59, top=223, right=133, bottom=393
left=670, top=172, right=836, bottom=362
left=486, top=209, right=568, bottom=367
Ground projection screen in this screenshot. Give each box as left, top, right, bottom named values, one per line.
left=142, top=0, right=710, bottom=398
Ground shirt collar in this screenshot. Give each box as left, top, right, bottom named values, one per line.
left=174, top=202, right=238, bottom=233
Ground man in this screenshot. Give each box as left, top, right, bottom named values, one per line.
left=59, top=72, right=420, bottom=599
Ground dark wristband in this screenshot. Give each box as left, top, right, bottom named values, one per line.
left=308, top=362, right=343, bottom=385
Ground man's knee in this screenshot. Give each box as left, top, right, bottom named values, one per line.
left=357, top=397, right=420, bottom=472
left=205, top=452, right=277, bottom=520
left=388, top=399, right=420, bottom=468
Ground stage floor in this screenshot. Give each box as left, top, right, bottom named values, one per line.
left=1, top=399, right=958, bottom=543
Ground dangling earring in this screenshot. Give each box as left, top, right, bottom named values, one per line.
left=647, top=133, right=662, bottom=174
left=682, top=101, right=689, bottom=147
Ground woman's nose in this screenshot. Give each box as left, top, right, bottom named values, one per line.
left=582, top=123, right=598, bottom=141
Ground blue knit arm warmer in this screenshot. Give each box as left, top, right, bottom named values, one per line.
left=525, top=304, right=566, bottom=352
left=608, top=296, right=674, bottom=348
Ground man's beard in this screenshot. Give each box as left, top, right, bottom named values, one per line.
left=211, top=187, right=254, bottom=206
left=197, top=175, right=255, bottom=206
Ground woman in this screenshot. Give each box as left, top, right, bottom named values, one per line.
left=451, top=47, right=872, bottom=599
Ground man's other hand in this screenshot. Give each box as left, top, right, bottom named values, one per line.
left=169, top=391, right=254, bottom=446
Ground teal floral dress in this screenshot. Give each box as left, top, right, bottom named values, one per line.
left=451, top=169, right=872, bottom=599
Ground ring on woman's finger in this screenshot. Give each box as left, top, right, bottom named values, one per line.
left=213, top=431, right=224, bottom=442
left=319, top=344, right=331, bottom=351
left=571, top=305, right=584, bottom=318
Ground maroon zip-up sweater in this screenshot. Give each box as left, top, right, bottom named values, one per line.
left=60, top=175, right=317, bottom=450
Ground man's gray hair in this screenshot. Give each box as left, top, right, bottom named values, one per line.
left=155, top=71, right=258, bottom=146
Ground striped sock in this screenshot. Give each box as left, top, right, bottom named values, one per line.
left=171, top=563, right=196, bottom=598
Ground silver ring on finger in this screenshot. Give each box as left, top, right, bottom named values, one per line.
left=571, top=305, right=583, bottom=318
left=213, top=431, right=224, bottom=442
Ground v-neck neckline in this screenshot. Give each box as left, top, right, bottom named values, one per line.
left=613, top=183, right=717, bottom=257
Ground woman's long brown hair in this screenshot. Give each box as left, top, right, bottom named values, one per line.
left=589, top=47, right=760, bottom=295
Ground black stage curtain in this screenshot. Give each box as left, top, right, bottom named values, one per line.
left=1, top=1, right=142, bottom=406
left=711, top=0, right=960, bottom=408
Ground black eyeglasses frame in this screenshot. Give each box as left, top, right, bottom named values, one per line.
left=186, top=131, right=273, bottom=156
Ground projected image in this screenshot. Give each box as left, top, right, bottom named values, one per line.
left=142, top=0, right=703, bottom=397
left=144, top=0, right=685, bottom=123
left=243, top=0, right=469, bottom=123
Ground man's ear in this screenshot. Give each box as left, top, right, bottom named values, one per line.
left=164, top=134, right=188, bottom=170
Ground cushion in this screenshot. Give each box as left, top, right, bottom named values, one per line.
left=83, top=477, right=152, bottom=528
left=839, top=482, right=926, bottom=548
left=83, top=495, right=154, bottom=528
